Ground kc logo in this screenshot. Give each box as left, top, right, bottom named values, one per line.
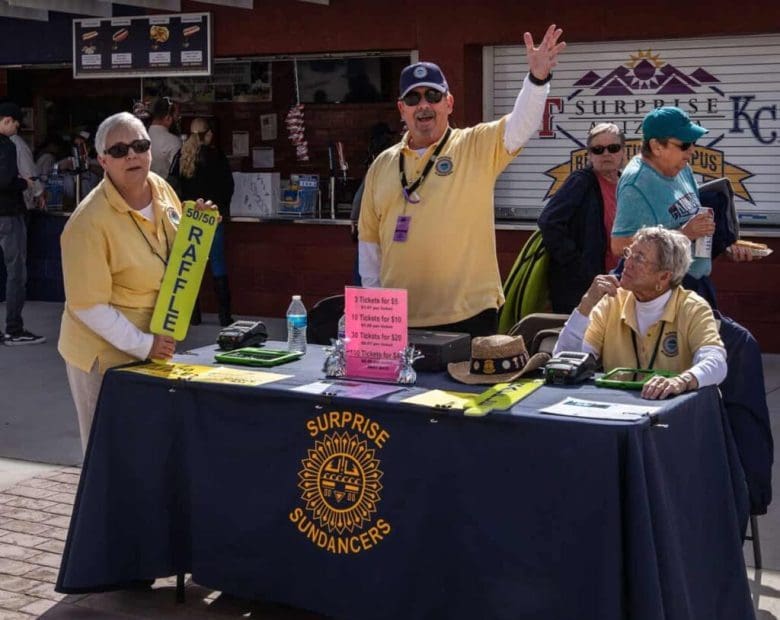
left=290, top=412, right=392, bottom=554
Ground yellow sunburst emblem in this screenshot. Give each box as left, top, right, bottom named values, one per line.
left=298, top=432, right=383, bottom=534
left=626, top=49, right=665, bottom=69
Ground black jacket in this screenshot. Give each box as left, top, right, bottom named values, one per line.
left=716, top=310, right=774, bottom=515
left=537, top=167, right=609, bottom=313
left=0, top=135, right=27, bottom=217
left=169, top=146, right=234, bottom=220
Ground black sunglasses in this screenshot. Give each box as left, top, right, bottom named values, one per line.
left=589, top=143, right=623, bottom=155
left=400, top=88, right=444, bottom=106
left=667, top=139, right=694, bottom=151
left=104, top=139, right=151, bottom=158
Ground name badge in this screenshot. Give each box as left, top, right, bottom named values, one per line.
left=393, top=215, right=411, bottom=242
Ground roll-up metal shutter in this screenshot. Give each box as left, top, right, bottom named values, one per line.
left=486, top=34, right=780, bottom=226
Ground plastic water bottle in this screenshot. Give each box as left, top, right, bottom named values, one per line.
left=45, top=164, right=64, bottom=211
left=337, top=314, right=346, bottom=342
left=286, top=295, right=307, bottom=353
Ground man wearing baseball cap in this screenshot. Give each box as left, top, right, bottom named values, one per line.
left=612, top=106, right=752, bottom=307
left=0, top=101, right=45, bottom=345
left=359, top=25, right=566, bottom=337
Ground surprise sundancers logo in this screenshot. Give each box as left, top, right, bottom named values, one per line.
left=434, top=156, right=454, bottom=176
left=290, top=411, right=391, bottom=554
left=413, top=65, right=428, bottom=79
left=662, top=332, right=679, bottom=357
left=165, top=205, right=181, bottom=226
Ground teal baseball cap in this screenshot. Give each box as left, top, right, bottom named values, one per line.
left=642, top=106, right=708, bottom=142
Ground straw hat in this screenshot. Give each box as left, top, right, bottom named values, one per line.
left=447, top=334, right=550, bottom=385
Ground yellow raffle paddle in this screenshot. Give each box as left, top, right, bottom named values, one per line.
left=150, top=200, right=218, bottom=341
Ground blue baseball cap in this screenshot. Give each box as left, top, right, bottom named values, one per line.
left=642, top=106, right=708, bottom=142
left=399, top=62, right=448, bottom=99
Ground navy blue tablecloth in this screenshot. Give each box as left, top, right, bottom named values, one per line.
left=56, top=345, right=754, bottom=620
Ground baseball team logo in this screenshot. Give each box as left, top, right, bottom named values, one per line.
left=541, top=49, right=755, bottom=203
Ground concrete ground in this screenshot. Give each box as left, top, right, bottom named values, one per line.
left=0, top=301, right=778, bottom=619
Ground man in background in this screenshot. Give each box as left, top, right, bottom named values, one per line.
left=0, top=101, right=45, bottom=345
left=148, top=96, right=182, bottom=178
left=9, top=127, right=44, bottom=211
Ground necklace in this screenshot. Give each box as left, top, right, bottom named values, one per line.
left=631, top=321, right=666, bottom=370
left=398, top=127, right=452, bottom=204
left=128, top=212, right=170, bottom=267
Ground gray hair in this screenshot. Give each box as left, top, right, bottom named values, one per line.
left=94, top=112, right=149, bottom=157
left=586, top=122, right=625, bottom=147
left=633, top=226, right=692, bottom=287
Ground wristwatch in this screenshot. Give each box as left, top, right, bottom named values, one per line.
left=679, top=372, right=696, bottom=391
left=528, top=71, right=553, bottom=86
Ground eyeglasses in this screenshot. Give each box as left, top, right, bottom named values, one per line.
left=103, top=139, right=151, bottom=158
left=666, top=139, right=694, bottom=151
left=400, top=88, right=444, bottom=106
left=589, top=143, right=623, bottom=155
left=622, top=246, right=659, bottom=268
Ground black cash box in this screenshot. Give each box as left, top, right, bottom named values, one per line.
left=408, top=330, right=471, bottom=372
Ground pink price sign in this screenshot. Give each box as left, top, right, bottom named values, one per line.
left=344, top=286, right=407, bottom=381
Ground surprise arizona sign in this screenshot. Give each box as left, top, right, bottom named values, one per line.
left=487, top=34, right=780, bottom=225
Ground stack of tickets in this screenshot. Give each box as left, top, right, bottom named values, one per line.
left=285, top=104, right=309, bottom=162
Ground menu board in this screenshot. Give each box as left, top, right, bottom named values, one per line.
left=73, top=12, right=212, bottom=79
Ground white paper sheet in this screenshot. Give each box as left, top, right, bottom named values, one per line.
left=542, top=397, right=660, bottom=421
left=293, top=380, right=404, bottom=400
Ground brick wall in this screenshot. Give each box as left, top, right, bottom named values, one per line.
left=200, top=222, right=356, bottom=319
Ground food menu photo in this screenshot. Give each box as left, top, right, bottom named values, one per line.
left=72, top=12, right=212, bottom=79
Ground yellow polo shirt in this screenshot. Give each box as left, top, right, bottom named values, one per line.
left=359, top=117, right=519, bottom=326
left=58, top=173, right=182, bottom=373
left=584, top=286, right=723, bottom=372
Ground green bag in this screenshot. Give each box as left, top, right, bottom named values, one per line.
left=498, top=229, right=550, bottom=334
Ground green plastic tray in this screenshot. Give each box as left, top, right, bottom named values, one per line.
left=595, top=367, right=678, bottom=390
left=214, top=347, right=303, bottom=367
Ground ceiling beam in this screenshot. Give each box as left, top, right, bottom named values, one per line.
left=7, top=0, right=111, bottom=16
left=100, top=0, right=181, bottom=10
left=0, top=3, right=48, bottom=20
left=192, top=0, right=254, bottom=7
